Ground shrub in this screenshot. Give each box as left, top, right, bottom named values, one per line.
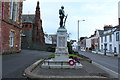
left=67, top=42, right=73, bottom=54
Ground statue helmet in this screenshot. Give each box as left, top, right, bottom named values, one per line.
left=61, top=6, right=64, bottom=9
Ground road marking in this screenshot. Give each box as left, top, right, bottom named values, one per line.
left=93, top=61, right=120, bottom=78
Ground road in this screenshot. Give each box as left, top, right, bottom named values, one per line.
left=79, top=51, right=119, bottom=78
left=2, top=49, right=119, bottom=79
left=2, top=50, right=53, bottom=78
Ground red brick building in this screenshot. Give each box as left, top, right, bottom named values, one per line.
left=22, top=1, right=45, bottom=49
left=0, top=1, right=23, bottom=54
left=33, top=1, right=44, bottom=43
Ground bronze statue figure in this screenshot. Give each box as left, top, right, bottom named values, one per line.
left=59, top=6, right=65, bottom=27
left=59, top=6, right=68, bottom=28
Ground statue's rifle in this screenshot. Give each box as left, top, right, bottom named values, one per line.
left=63, top=14, right=68, bottom=27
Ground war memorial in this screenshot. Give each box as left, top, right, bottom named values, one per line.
left=24, top=6, right=110, bottom=79
left=41, top=6, right=83, bottom=69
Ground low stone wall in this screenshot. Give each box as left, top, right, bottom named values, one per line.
left=21, top=42, right=56, bottom=51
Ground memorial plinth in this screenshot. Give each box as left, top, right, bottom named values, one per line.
left=54, top=28, right=69, bottom=61
left=41, top=27, right=83, bottom=69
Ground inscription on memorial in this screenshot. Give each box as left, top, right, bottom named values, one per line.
left=58, top=37, right=65, bottom=47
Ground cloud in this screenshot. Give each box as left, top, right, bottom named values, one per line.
left=41, top=0, right=119, bottom=3
left=41, top=0, right=88, bottom=3
left=84, top=4, right=106, bottom=11
left=23, top=0, right=36, bottom=14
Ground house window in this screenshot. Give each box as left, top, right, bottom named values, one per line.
left=29, top=25, right=32, bottom=28
left=116, top=32, right=119, bottom=41
left=109, top=35, right=112, bottom=42
left=119, top=45, right=120, bottom=54
left=105, top=36, right=107, bottom=42
left=10, top=0, right=18, bottom=21
left=101, top=45, right=103, bottom=51
left=10, top=0, right=13, bottom=19
left=114, top=47, right=116, bottom=53
left=101, top=37, right=103, bottom=43
left=109, top=44, right=112, bottom=52
left=10, top=31, right=14, bottom=47
left=25, top=25, right=28, bottom=27
left=13, top=2, right=18, bottom=21
left=22, top=25, right=24, bottom=28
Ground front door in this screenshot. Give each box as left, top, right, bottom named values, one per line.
left=104, top=43, right=107, bottom=55
left=119, top=45, right=120, bottom=54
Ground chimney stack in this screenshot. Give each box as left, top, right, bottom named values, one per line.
left=104, top=25, right=113, bottom=31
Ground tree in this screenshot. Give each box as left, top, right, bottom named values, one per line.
left=67, top=41, right=73, bottom=54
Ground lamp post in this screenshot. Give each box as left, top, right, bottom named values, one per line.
left=78, top=20, right=85, bottom=51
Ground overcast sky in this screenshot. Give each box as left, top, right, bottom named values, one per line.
left=23, top=0, right=119, bottom=40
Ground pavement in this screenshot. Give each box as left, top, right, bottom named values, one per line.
left=91, top=50, right=119, bottom=57
left=79, top=51, right=119, bottom=78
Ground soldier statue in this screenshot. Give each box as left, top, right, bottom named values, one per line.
left=59, top=6, right=65, bottom=27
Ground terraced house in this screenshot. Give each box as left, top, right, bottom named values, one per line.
left=0, top=0, right=23, bottom=54
left=99, top=26, right=120, bottom=55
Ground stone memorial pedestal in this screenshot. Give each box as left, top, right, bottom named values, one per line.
left=54, top=28, right=69, bottom=61
left=41, top=27, right=83, bottom=69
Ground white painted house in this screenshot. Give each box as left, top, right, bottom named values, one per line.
left=44, top=34, right=57, bottom=44
left=114, top=27, right=120, bottom=54
left=86, top=38, right=91, bottom=50
left=72, top=42, right=78, bottom=52
left=44, top=34, right=52, bottom=44
left=99, top=26, right=120, bottom=55
left=86, top=30, right=104, bottom=51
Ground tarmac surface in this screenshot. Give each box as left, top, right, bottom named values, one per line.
left=2, top=50, right=53, bottom=78
left=2, top=50, right=119, bottom=80
left=79, top=51, right=118, bottom=73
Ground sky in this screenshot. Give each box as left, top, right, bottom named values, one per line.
left=23, top=0, right=119, bottom=40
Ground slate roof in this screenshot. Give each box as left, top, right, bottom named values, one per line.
left=100, top=27, right=120, bottom=37
left=22, top=14, right=35, bottom=23
left=114, top=26, right=120, bottom=31
left=98, top=30, right=104, bottom=35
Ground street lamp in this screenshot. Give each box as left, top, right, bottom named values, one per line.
left=78, top=20, right=85, bottom=51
